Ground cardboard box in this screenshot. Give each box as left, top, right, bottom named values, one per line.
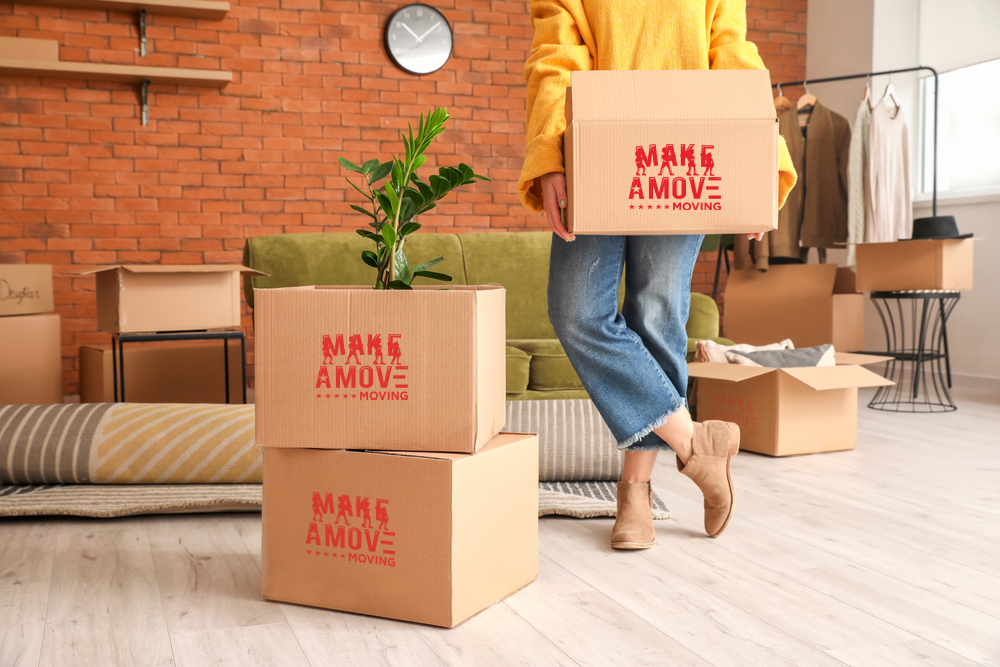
left=0, top=264, right=54, bottom=317
left=689, top=353, right=893, bottom=456
left=67, top=264, right=265, bottom=334
left=724, top=264, right=865, bottom=351
left=261, top=433, right=539, bottom=628
left=0, top=313, right=62, bottom=404
left=254, top=285, right=506, bottom=453
left=79, top=341, right=244, bottom=403
left=563, top=69, right=779, bottom=235
left=855, top=239, right=975, bottom=292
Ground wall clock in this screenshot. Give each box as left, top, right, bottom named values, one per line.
left=384, top=3, right=453, bottom=75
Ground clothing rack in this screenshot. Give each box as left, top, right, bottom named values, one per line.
left=771, top=66, right=940, bottom=217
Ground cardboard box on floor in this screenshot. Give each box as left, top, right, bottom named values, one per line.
left=0, top=312, right=62, bottom=404
left=254, top=285, right=506, bottom=453
left=562, top=69, right=779, bottom=235
left=724, top=264, right=865, bottom=352
left=261, top=433, right=538, bottom=628
left=689, top=353, right=893, bottom=456
left=0, top=264, right=54, bottom=317
left=79, top=341, right=244, bottom=404
left=855, top=238, right=976, bottom=292
left=67, top=264, right=265, bottom=334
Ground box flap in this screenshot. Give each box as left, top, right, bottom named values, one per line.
left=725, top=264, right=838, bottom=300
left=568, top=69, right=776, bottom=123
left=687, top=362, right=775, bottom=382
left=834, top=352, right=893, bottom=366
left=833, top=267, right=859, bottom=294
left=66, top=264, right=268, bottom=276
left=781, top=365, right=894, bottom=391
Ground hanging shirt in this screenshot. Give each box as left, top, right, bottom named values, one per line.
left=866, top=93, right=912, bottom=242
left=846, top=99, right=872, bottom=269
left=518, top=0, right=797, bottom=215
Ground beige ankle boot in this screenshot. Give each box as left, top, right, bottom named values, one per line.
left=611, top=481, right=656, bottom=549
left=677, top=421, right=740, bottom=538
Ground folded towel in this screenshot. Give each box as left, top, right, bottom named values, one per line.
left=727, top=344, right=836, bottom=368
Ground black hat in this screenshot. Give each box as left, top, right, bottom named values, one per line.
left=903, top=215, right=973, bottom=241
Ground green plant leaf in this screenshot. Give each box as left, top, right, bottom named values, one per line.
left=387, top=280, right=413, bottom=290
left=382, top=223, right=397, bottom=249
left=391, top=160, right=403, bottom=187
left=338, top=157, right=364, bottom=173
left=411, top=256, right=444, bottom=273
left=413, top=154, right=427, bottom=172
left=370, top=161, right=393, bottom=182
left=414, top=270, right=452, bottom=282
left=399, top=221, right=421, bottom=236
left=361, top=250, right=378, bottom=268
left=394, top=246, right=412, bottom=285
left=399, top=198, right=415, bottom=223
left=350, top=204, right=376, bottom=219
left=344, top=177, right=372, bottom=200
left=382, top=185, right=398, bottom=218
left=362, top=158, right=378, bottom=174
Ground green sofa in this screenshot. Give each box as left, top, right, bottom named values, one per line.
left=243, top=232, right=732, bottom=400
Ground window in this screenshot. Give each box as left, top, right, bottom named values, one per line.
left=919, top=58, right=1000, bottom=196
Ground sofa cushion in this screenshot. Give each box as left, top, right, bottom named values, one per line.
left=242, top=232, right=468, bottom=308
left=507, top=339, right=584, bottom=392
left=506, top=345, right=531, bottom=395
left=686, top=292, right=721, bottom=341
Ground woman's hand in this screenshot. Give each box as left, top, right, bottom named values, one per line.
left=747, top=232, right=764, bottom=241
left=539, top=172, right=575, bottom=242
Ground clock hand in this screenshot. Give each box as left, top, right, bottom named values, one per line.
left=415, top=21, right=441, bottom=43
left=398, top=22, right=422, bottom=43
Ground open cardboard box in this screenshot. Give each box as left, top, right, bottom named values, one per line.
left=261, top=433, right=538, bottom=628
left=80, top=341, right=244, bottom=404
left=724, top=264, right=864, bottom=351
left=563, top=69, right=778, bottom=235
left=254, top=284, right=506, bottom=453
left=0, top=264, right=54, bottom=317
left=689, top=352, right=893, bottom=456
left=855, top=238, right=976, bottom=292
left=0, top=312, right=63, bottom=404
left=67, top=264, right=265, bottom=334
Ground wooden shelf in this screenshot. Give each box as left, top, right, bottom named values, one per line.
left=0, top=58, right=231, bottom=86
left=13, top=0, right=229, bottom=20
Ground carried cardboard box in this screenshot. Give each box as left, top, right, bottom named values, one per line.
left=563, top=69, right=779, bottom=235
left=689, top=353, right=893, bottom=456
left=254, top=285, right=506, bottom=453
left=724, top=264, right=864, bottom=352
left=67, top=264, right=265, bottom=334
left=855, top=239, right=975, bottom=292
left=261, top=433, right=538, bottom=628
left=0, top=312, right=62, bottom=404
left=80, top=341, right=244, bottom=404
left=0, top=264, right=54, bottom=317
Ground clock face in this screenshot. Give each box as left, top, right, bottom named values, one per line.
left=385, top=4, right=453, bottom=75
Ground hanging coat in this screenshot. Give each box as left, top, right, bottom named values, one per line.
left=773, top=101, right=852, bottom=257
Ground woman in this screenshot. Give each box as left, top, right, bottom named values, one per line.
left=519, top=0, right=796, bottom=548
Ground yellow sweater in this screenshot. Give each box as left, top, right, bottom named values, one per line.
left=519, top=0, right=798, bottom=214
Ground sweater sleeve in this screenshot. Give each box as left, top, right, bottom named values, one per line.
left=708, top=0, right=797, bottom=210
left=518, top=0, right=593, bottom=214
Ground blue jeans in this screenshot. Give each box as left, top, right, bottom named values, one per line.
left=548, top=233, right=704, bottom=451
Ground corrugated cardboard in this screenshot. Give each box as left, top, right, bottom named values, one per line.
left=254, top=285, right=506, bottom=453
left=563, top=69, right=779, bottom=235
left=0, top=264, right=54, bottom=317
left=724, top=264, right=865, bottom=351
left=689, top=354, right=893, bottom=456
left=79, top=341, right=244, bottom=403
left=0, top=313, right=62, bottom=404
left=855, top=239, right=976, bottom=292
left=67, top=264, right=266, bottom=334
left=261, top=433, right=539, bottom=628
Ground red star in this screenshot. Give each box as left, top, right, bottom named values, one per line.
left=629, top=204, right=635, bottom=209
left=316, top=394, right=321, bottom=398
left=334, top=394, right=340, bottom=398
left=324, top=552, right=330, bottom=556
left=341, top=554, right=345, bottom=559
left=306, top=550, right=312, bottom=554
left=352, top=394, right=357, bottom=398
left=656, top=205, right=662, bottom=209
left=648, top=206, right=653, bottom=211
left=315, top=551, right=321, bottom=556
left=637, top=205, right=643, bottom=209
left=325, top=394, right=331, bottom=398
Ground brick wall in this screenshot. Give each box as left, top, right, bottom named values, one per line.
left=0, top=0, right=806, bottom=395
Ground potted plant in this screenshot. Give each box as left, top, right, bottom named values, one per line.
left=337, top=107, right=489, bottom=289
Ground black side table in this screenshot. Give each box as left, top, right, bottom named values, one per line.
left=868, top=290, right=960, bottom=412
left=112, top=330, right=247, bottom=404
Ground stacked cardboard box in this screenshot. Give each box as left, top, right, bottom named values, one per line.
left=254, top=285, right=539, bottom=627
left=0, top=265, right=62, bottom=404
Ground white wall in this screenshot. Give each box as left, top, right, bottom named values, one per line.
left=920, top=0, right=1000, bottom=72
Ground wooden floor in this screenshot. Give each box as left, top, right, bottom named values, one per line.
left=3, top=387, right=1000, bottom=667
